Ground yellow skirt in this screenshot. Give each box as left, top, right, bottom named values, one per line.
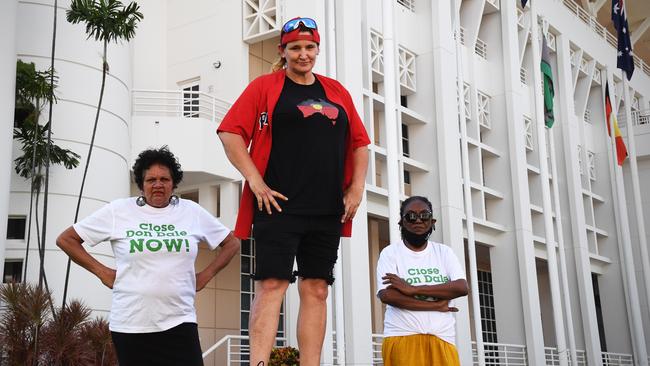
left=382, top=333, right=460, bottom=366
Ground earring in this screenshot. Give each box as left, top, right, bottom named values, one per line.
left=169, top=195, right=180, bottom=206
left=136, top=196, right=146, bottom=207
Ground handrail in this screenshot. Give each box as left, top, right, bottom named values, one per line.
left=132, top=89, right=231, bottom=124
left=201, top=334, right=287, bottom=363
left=561, top=0, right=650, bottom=78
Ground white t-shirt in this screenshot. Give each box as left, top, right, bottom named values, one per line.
left=74, top=197, right=230, bottom=333
left=376, top=240, right=466, bottom=345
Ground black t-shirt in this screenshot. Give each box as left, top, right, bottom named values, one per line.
left=263, top=76, right=349, bottom=215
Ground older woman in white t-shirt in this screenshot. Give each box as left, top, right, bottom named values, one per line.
left=57, top=146, right=239, bottom=366
left=376, top=196, right=469, bottom=366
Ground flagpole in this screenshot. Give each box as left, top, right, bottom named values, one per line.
left=530, top=11, right=568, bottom=365
left=621, top=76, right=650, bottom=366
left=622, top=79, right=650, bottom=329
left=613, top=74, right=648, bottom=366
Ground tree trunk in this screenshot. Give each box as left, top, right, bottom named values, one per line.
left=62, top=40, right=108, bottom=307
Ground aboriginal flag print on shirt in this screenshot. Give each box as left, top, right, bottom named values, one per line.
left=297, top=99, right=339, bottom=123
left=263, top=76, right=349, bottom=216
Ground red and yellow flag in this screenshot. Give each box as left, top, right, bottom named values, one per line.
left=605, top=82, right=628, bottom=166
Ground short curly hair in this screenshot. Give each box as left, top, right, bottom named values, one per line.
left=132, top=146, right=183, bottom=190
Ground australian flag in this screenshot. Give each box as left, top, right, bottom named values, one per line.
left=612, top=0, right=634, bottom=80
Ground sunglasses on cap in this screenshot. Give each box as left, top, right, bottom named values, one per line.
left=282, top=17, right=318, bottom=34
left=402, top=210, right=434, bottom=224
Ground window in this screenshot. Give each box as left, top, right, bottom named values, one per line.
left=524, top=117, right=534, bottom=151
left=3, top=260, right=23, bottom=283
left=584, top=108, right=592, bottom=124
left=400, top=95, right=408, bottom=108
left=403, top=170, right=412, bottom=196
left=7, top=216, right=27, bottom=240
left=478, top=270, right=498, bottom=342
left=402, top=124, right=410, bottom=157
left=592, top=273, right=608, bottom=351
left=178, top=79, right=200, bottom=118
left=478, top=270, right=499, bottom=360
left=520, top=67, right=528, bottom=85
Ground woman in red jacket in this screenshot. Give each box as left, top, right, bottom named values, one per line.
left=218, top=17, right=369, bottom=366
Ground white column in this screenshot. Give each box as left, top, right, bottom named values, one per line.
left=381, top=0, right=401, bottom=245
left=325, top=1, right=346, bottom=362
left=556, top=34, right=603, bottom=366
left=623, top=79, right=650, bottom=341
left=431, top=0, right=472, bottom=363
left=529, top=11, right=568, bottom=365
left=617, top=77, right=648, bottom=365
left=500, top=2, right=546, bottom=364
left=0, top=0, right=18, bottom=278
left=215, top=181, right=239, bottom=230
left=449, top=0, right=483, bottom=364
left=336, top=0, right=373, bottom=364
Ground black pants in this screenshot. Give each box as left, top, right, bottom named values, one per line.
left=111, top=322, right=203, bottom=366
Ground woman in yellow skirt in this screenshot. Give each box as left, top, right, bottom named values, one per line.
left=376, top=196, right=469, bottom=366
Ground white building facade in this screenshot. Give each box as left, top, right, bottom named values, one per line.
left=2, top=0, right=650, bottom=365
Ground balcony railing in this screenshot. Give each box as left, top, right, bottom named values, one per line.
left=372, top=333, right=383, bottom=365
left=617, top=108, right=650, bottom=127
left=202, top=335, right=287, bottom=364
left=562, top=0, right=650, bottom=77
left=132, top=89, right=231, bottom=124
left=601, top=351, right=634, bottom=365
left=472, top=341, right=528, bottom=365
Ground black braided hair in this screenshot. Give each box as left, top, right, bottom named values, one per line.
left=398, top=196, right=433, bottom=227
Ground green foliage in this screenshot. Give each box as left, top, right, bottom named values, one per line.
left=0, top=283, right=117, bottom=365
left=13, top=120, right=81, bottom=191
left=66, top=0, right=143, bottom=44
left=13, top=60, right=81, bottom=192
left=269, top=346, right=300, bottom=366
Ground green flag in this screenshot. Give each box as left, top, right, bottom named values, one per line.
left=541, top=35, right=555, bottom=128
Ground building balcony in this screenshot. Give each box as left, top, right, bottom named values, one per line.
left=131, top=89, right=241, bottom=183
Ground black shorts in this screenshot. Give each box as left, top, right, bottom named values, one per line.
left=111, top=322, right=203, bottom=366
left=252, top=213, right=342, bottom=285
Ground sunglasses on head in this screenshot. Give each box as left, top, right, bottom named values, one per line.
left=402, top=211, right=434, bottom=224
left=282, top=17, right=318, bottom=34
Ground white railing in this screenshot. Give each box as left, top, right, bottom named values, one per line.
left=475, top=37, right=488, bottom=60
left=202, top=335, right=287, bottom=364
left=562, top=0, right=650, bottom=77
left=601, top=351, right=634, bottom=365
left=618, top=108, right=650, bottom=127
left=372, top=333, right=384, bottom=365
left=544, top=347, right=587, bottom=365
left=132, top=89, right=231, bottom=123
left=472, top=341, right=528, bottom=365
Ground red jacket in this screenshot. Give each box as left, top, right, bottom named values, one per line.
left=217, top=71, right=370, bottom=239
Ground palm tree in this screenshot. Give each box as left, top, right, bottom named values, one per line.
left=13, top=60, right=80, bottom=290
left=63, top=0, right=143, bottom=306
